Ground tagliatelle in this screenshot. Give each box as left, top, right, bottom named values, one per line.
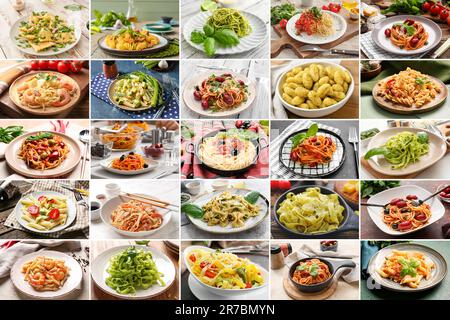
left=187, top=249, right=264, bottom=289
left=277, top=187, right=344, bottom=234
left=111, top=200, right=163, bottom=232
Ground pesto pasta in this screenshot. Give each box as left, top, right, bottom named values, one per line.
left=207, top=8, right=252, bottom=38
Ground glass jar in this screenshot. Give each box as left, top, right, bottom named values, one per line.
left=126, top=0, right=138, bottom=23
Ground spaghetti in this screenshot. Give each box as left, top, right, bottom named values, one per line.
left=102, top=126, right=141, bottom=150
left=382, top=197, right=431, bottom=232
left=194, top=73, right=248, bottom=112
left=207, top=8, right=252, bottom=38
left=22, top=256, right=69, bottom=291
left=386, top=19, right=428, bottom=50
left=377, top=250, right=435, bottom=288
left=290, top=135, right=336, bottom=167
left=292, top=259, right=332, bottom=285
left=376, top=68, right=441, bottom=108
left=111, top=200, right=163, bottom=232
left=110, top=152, right=148, bottom=171
left=295, top=7, right=334, bottom=37
left=17, top=132, right=70, bottom=170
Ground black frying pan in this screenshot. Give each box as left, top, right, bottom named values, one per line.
left=273, top=185, right=359, bottom=238
left=289, top=257, right=356, bottom=293
left=185, top=129, right=269, bottom=177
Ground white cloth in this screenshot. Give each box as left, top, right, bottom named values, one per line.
left=284, top=243, right=359, bottom=283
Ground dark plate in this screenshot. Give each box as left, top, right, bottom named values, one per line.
left=98, top=34, right=169, bottom=58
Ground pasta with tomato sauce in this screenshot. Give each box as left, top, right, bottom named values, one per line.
left=292, top=259, right=332, bottom=285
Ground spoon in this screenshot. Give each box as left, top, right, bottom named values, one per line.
left=79, top=129, right=89, bottom=179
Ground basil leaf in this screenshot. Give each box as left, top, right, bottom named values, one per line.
left=417, top=132, right=429, bottom=144
left=26, top=132, right=53, bottom=141
left=244, top=191, right=260, bottom=205
left=290, top=123, right=319, bottom=149
left=203, top=24, right=214, bottom=37
left=204, top=37, right=216, bottom=57
left=364, top=147, right=390, bottom=160
left=181, top=203, right=204, bottom=219
left=213, top=29, right=239, bottom=47
left=190, top=30, right=206, bottom=44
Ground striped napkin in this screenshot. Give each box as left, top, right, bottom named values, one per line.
left=4, top=180, right=89, bottom=239
left=270, top=120, right=341, bottom=179
left=90, top=73, right=179, bottom=119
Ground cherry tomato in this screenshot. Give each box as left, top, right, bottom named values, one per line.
left=415, top=213, right=427, bottom=221
left=235, top=120, right=244, bottom=128
left=447, top=16, right=450, bottom=26
left=406, top=195, right=418, bottom=200
left=215, top=76, right=225, bottom=82
left=48, top=60, right=58, bottom=70
left=199, top=261, right=209, bottom=268
left=422, top=2, right=432, bottom=11
left=384, top=28, right=391, bottom=37
left=330, top=7, right=339, bottom=13
left=389, top=198, right=403, bottom=206
left=398, top=221, right=413, bottom=230
left=30, top=60, right=39, bottom=70
left=48, top=151, right=60, bottom=162
left=248, top=123, right=260, bottom=133
left=279, top=18, right=288, bottom=29
left=278, top=180, right=292, bottom=190
left=395, top=200, right=407, bottom=208
left=245, top=282, right=252, bottom=288
left=193, top=90, right=201, bottom=101
left=270, top=180, right=279, bottom=189
left=27, top=205, right=40, bottom=217
left=322, top=5, right=329, bottom=10
left=49, top=208, right=60, bottom=220
left=69, top=61, right=83, bottom=73
left=57, top=61, right=70, bottom=74
left=404, top=19, right=415, bottom=25
left=430, top=4, right=442, bottom=16
left=38, top=196, right=47, bottom=202
left=444, top=186, right=450, bottom=193
left=440, top=191, right=447, bottom=198
left=205, top=269, right=216, bottom=278
left=201, top=99, right=209, bottom=109
left=189, top=254, right=196, bottom=262
left=38, top=60, right=48, bottom=70
left=440, top=9, right=450, bottom=20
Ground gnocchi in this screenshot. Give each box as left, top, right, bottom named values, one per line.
left=280, top=63, right=352, bottom=110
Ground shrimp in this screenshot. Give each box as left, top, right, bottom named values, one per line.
left=60, top=81, right=74, bottom=91
left=51, top=88, right=70, bottom=107
left=22, top=89, right=37, bottom=106
left=29, top=272, right=45, bottom=286
left=17, top=83, right=29, bottom=91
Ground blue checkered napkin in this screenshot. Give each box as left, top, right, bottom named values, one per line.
left=90, top=73, right=179, bottom=119
left=270, top=120, right=341, bottom=179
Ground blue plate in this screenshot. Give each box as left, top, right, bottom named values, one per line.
left=143, top=23, right=174, bottom=34
left=157, top=19, right=179, bottom=27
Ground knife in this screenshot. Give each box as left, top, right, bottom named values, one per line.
left=430, top=39, right=450, bottom=59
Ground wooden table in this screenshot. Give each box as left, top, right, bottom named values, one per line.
left=0, top=61, right=89, bottom=119
left=180, top=0, right=269, bottom=59
left=0, top=119, right=90, bottom=180
left=271, top=0, right=360, bottom=59
left=0, top=0, right=89, bottom=59
left=361, top=181, right=450, bottom=239
left=270, top=180, right=359, bottom=239
left=90, top=240, right=179, bottom=300
left=91, top=22, right=179, bottom=59
left=180, top=59, right=270, bottom=119
left=271, top=60, right=359, bottom=119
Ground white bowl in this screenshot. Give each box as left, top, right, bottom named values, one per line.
left=100, top=195, right=171, bottom=238
left=183, top=245, right=268, bottom=297
left=366, top=185, right=446, bottom=235
left=276, top=61, right=354, bottom=118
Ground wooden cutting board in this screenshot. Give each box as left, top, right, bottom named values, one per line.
left=271, top=13, right=359, bottom=58
left=373, top=0, right=450, bottom=24
left=0, top=68, right=89, bottom=118
left=282, top=277, right=338, bottom=300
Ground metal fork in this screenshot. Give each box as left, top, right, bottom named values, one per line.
left=196, top=65, right=249, bottom=74
left=348, top=127, right=359, bottom=178
left=74, top=191, right=88, bottom=209
left=154, top=74, right=174, bottom=119
left=299, top=45, right=359, bottom=56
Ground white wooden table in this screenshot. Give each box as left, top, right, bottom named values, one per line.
left=0, top=119, right=90, bottom=180
left=0, top=0, right=89, bottom=59
left=89, top=180, right=180, bottom=240
left=181, top=179, right=270, bottom=239
left=180, top=0, right=269, bottom=59
left=360, top=120, right=450, bottom=179
left=271, top=0, right=359, bottom=59
left=180, top=59, right=270, bottom=119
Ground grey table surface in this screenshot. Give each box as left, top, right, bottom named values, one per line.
left=270, top=120, right=359, bottom=179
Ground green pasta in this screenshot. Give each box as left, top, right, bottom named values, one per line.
left=206, top=8, right=252, bottom=38
left=105, top=246, right=165, bottom=295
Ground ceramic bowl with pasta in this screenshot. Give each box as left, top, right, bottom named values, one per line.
left=276, top=62, right=354, bottom=118
left=100, top=195, right=172, bottom=238
left=183, top=245, right=269, bottom=297
left=10, top=251, right=82, bottom=299
left=14, top=191, right=77, bottom=234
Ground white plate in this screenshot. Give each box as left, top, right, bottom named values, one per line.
left=13, top=191, right=76, bottom=234
left=10, top=251, right=82, bottom=299
left=183, top=245, right=268, bottom=297
left=188, top=274, right=268, bottom=300
left=183, top=11, right=267, bottom=56
left=371, top=15, right=442, bottom=56
left=10, top=13, right=82, bottom=56
left=91, top=245, right=176, bottom=299
left=286, top=11, right=347, bottom=45
left=99, top=155, right=158, bottom=176
left=366, top=127, right=447, bottom=176
left=100, top=194, right=172, bottom=238
left=186, top=188, right=268, bottom=234
left=276, top=61, right=354, bottom=118
left=366, top=185, right=446, bottom=235
left=182, top=71, right=256, bottom=117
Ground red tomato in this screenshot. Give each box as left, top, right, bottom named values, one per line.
left=447, top=16, right=450, bottom=26
left=69, top=61, right=83, bottom=73
left=440, top=9, right=449, bottom=20
left=150, top=213, right=162, bottom=218
left=444, top=186, right=450, bottom=193
left=384, top=28, right=391, bottom=38
left=279, top=18, right=288, bottom=29
left=389, top=198, right=403, bottom=206
left=270, top=180, right=279, bottom=189
left=48, top=60, right=59, bottom=70
left=245, top=282, right=252, bottom=288
left=189, top=254, right=196, bottom=262
left=30, top=60, right=39, bottom=70
left=395, top=200, right=407, bottom=208
left=415, top=213, right=427, bottom=221
left=406, top=195, right=418, bottom=200
left=430, top=4, right=442, bottom=15
left=248, top=123, right=260, bottom=133
left=322, top=5, right=329, bottom=10
left=38, top=196, right=47, bottom=202
left=57, top=61, right=70, bottom=74
left=235, top=120, right=244, bottom=128
left=205, top=270, right=216, bottom=278
left=27, top=205, right=40, bottom=217
left=49, top=208, right=60, bottom=220
left=330, top=6, right=339, bottom=13
left=398, top=221, right=412, bottom=230
left=38, top=60, right=48, bottom=70
left=199, top=261, right=209, bottom=268
left=278, top=180, right=292, bottom=190
left=422, top=2, right=432, bottom=11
